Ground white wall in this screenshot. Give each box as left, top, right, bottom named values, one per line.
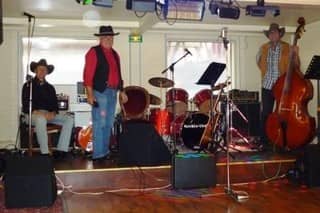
left=1, top=21, right=320, bottom=147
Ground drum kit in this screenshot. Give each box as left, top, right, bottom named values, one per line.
left=118, top=76, right=234, bottom=153
left=120, top=56, right=251, bottom=153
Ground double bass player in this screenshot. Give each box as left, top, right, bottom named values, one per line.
left=256, top=23, right=301, bottom=151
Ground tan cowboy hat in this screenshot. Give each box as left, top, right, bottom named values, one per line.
left=263, top=23, right=285, bottom=38
left=94, top=25, right=120, bottom=36
left=30, top=59, right=54, bottom=74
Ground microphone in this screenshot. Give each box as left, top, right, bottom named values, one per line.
left=220, top=27, right=229, bottom=49
left=220, top=27, right=228, bottom=39
left=184, top=48, right=192, bottom=56
left=23, top=12, right=35, bottom=18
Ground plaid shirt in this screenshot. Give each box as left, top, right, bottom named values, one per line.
left=262, top=43, right=281, bottom=90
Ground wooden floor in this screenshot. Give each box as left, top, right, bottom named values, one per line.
left=50, top=146, right=320, bottom=213
left=2, top=144, right=320, bottom=212
left=62, top=180, right=320, bottom=213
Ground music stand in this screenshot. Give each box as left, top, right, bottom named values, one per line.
left=197, top=62, right=226, bottom=86
left=305, top=55, right=320, bottom=143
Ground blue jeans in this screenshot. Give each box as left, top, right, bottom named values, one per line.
left=92, top=88, right=117, bottom=159
left=26, top=110, right=74, bottom=154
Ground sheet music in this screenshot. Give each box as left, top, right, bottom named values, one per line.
left=305, top=55, right=320, bottom=80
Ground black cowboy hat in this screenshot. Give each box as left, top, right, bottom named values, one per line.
left=94, top=25, right=120, bottom=36
left=264, top=23, right=285, bottom=38
left=30, top=59, right=54, bottom=74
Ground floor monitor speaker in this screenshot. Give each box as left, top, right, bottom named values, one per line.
left=172, top=153, right=216, bottom=189
left=4, top=155, right=57, bottom=208
left=119, top=120, right=171, bottom=166
left=296, top=145, right=320, bottom=187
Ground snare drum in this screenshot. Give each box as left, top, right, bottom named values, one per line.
left=193, top=89, right=216, bottom=114
left=166, top=88, right=189, bottom=116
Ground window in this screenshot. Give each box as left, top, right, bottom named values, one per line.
left=22, top=37, right=96, bottom=84
left=166, top=41, right=229, bottom=101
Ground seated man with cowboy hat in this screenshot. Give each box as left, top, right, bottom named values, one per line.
left=22, top=59, right=74, bottom=159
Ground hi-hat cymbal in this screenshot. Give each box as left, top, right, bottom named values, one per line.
left=149, top=77, right=174, bottom=88
left=212, top=82, right=231, bottom=91
left=149, top=94, right=162, bottom=105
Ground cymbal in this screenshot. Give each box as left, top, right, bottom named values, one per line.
left=212, top=82, right=231, bottom=91
left=149, top=94, right=162, bottom=105
left=149, top=77, right=174, bottom=88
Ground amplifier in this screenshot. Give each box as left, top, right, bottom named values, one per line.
left=229, top=89, right=259, bottom=103
left=172, top=153, right=216, bottom=189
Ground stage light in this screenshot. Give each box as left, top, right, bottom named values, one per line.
left=245, top=0, right=280, bottom=17
left=76, top=0, right=114, bottom=8
left=162, top=0, right=206, bottom=21
left=245, top=5, right=280, bottom=17
left=126, top=0, right=156, bottom=12
left=92, top=0, right=113, bottom=7
left=209, top=0, right=240, bottom=20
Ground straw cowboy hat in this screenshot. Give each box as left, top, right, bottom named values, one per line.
left=264, top=23, right=285, bottom=38
left=30, top=59, right=54, bottom=74
left=94, top=25, right=120, bottom=36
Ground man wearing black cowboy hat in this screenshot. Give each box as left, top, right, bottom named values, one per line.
left=83, top=25, right=127, bottom=162
left=22, top=59, right=74, bottom=158
left=256, top=23, right=297, bottom=151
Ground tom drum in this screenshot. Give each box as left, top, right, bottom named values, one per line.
left=193, top=89, right=216, bottom=114
left=166, top=88, right=189, bottom=116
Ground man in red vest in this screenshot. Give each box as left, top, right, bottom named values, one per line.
left=83, top=25, right=127, bottom=161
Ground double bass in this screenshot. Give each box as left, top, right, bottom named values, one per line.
left=266, top=17, right=316, bottom=150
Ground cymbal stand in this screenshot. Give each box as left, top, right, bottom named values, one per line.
left=227, top=100, right=255, bottom=149
left=161, top=50, right=191, bottom=154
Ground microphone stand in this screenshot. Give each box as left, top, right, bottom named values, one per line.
left=161, top=51, right=190, bottom=154
left=24, top=13, right=35, bottom=156
left=221, top=32, right=249, bottom=202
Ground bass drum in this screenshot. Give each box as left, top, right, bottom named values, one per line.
left=180, top=113, right=209, bottom=150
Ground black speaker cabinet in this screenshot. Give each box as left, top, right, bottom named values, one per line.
left=119, top=120, right=171, bottom=166
left=4, top=155, right=57, bottom=208
left=297, top=145, right=320, bottom=187
left=229, top=102, right=260, bottom=137
left=172, top=153, right=216, bottom=189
